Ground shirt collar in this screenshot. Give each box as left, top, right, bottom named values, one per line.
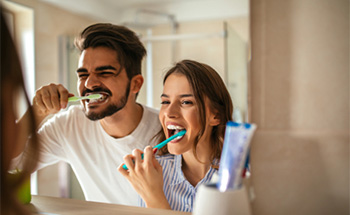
left=170, top=154, right=186, bottom=185
left=170, top=154, right=219, bottom=186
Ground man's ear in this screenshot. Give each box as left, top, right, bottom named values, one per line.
left=130, top=75, right=144, bottom=94
left=209, top=111, right=221, bottom=126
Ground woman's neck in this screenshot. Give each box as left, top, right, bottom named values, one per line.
left=181, top=146, right=212, bottom=187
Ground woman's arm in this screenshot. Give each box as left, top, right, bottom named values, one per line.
left=118, top=146, right=171, bottom=209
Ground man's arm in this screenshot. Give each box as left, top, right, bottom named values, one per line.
left=12, top=83, right=72, bottom=159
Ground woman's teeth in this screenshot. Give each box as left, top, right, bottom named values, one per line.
left=173, top=135, right=183, bottom=141
left=167, top=125, right=185, bottom=130
left=167, top=125, right=185, bottom=138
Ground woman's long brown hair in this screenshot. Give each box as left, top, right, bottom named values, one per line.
left=157, top=60, right=233, bottom=167
left=1, top=10, right=40, bottom=215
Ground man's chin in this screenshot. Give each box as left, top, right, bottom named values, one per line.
left=85, top=112, right=106, bottom=121
left=84, top=108, right=120, bottom=121
left=83, top=103, right=125, bottom=121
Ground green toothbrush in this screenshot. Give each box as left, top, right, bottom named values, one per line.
left=68, top=94, right=102, bottom=102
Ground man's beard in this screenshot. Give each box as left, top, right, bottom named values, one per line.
left=85, top=82, right=130, bottom=121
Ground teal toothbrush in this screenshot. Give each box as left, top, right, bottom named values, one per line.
left=122, top=130, right=186, bottom=170
left=68, top=94, right=102, bottom=102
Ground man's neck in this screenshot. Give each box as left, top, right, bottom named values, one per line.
left=99, top=103, right=143, bottom=138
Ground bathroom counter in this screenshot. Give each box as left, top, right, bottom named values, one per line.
left=27, top=195, right=191, bottom=215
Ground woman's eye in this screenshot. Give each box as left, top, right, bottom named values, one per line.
left=182, top=100, right=193, bottom=105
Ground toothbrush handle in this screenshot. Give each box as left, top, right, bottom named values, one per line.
left=68, top=96, right=80, bottom=102
left=122, top=148, right=157, bottom=170
left=122, top=130, right=186, bottom=170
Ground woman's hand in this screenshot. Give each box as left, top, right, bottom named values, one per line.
left=118, top=146, right=171, bottom=209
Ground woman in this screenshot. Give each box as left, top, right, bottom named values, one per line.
left=119, top=59, right=233, bottom=212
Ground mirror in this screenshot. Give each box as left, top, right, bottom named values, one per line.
left=56, top=1, right=250, bottom=199
left=5, top=0, right=250, bottom=201
left=54, top=0, right=250, bottom=119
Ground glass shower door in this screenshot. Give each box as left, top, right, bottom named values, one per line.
left=225, top=23, right=248, bottom=122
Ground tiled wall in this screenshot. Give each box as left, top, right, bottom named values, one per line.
left=249, top=0, right=349, bottom=214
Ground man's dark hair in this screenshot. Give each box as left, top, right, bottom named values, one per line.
left=74, top=23, right=146, bottom=80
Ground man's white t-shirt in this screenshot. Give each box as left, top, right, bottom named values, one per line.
left=34, top=104, right=161, bottom=205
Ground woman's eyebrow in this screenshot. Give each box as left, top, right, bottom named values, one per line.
left=180, top=94, right=193, bottom=98
left=160, top=94, right=194, bottom=98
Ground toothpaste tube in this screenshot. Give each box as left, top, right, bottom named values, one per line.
left=217, top=121, right=257, bottom=192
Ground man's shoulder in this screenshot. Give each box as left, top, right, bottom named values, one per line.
left=142, top=104, right=159, bottom=116
left=139, top=104, right=161, bottom=129
left=67, top=104, right=84, bottom=113
left=56, top=105, right=84, bottom=120
left=41, top=105, right=85, bottom=127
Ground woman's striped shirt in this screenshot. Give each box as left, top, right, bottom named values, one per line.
left=138, top=154, right=218, bottom=212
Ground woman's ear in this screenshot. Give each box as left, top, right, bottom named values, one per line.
left=209, top=111, right=221, bottom=126
left=130, top=75, right=144, bottom=94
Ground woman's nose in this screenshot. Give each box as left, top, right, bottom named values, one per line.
left=164, top=103, right=180, bottom=118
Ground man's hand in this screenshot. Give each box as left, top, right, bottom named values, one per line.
left=12, top=83, right=73, bottom=159
left=32, top=83, right=73, bottom=124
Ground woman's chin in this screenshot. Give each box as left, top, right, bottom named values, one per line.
left=167, top=147, right=184, bottom=155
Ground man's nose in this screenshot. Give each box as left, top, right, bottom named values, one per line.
left=84, top=74, right=101, bottom=89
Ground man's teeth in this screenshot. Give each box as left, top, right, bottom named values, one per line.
left=88, top=94, right=107, bottom=103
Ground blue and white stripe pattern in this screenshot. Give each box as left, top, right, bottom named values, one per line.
left=138, top=154, right=219, bottom=212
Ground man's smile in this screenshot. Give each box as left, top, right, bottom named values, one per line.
left=85, top=92, right=110, bottom=106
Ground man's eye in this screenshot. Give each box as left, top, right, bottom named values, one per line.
left=161, top=101, right=170, bottom=105
left=78, top=74, right=88, bottom=79
left=100, top=72, right=115, bottom=76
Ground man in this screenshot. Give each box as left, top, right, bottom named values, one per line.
left=13, top=23, right=161, bottom=206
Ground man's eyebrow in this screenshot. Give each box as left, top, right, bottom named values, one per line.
left=76, top=65, right=118, bottom=73
left=95, top=65, right=117, bottom=71
left=76, top=68, right=87, bottom=73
